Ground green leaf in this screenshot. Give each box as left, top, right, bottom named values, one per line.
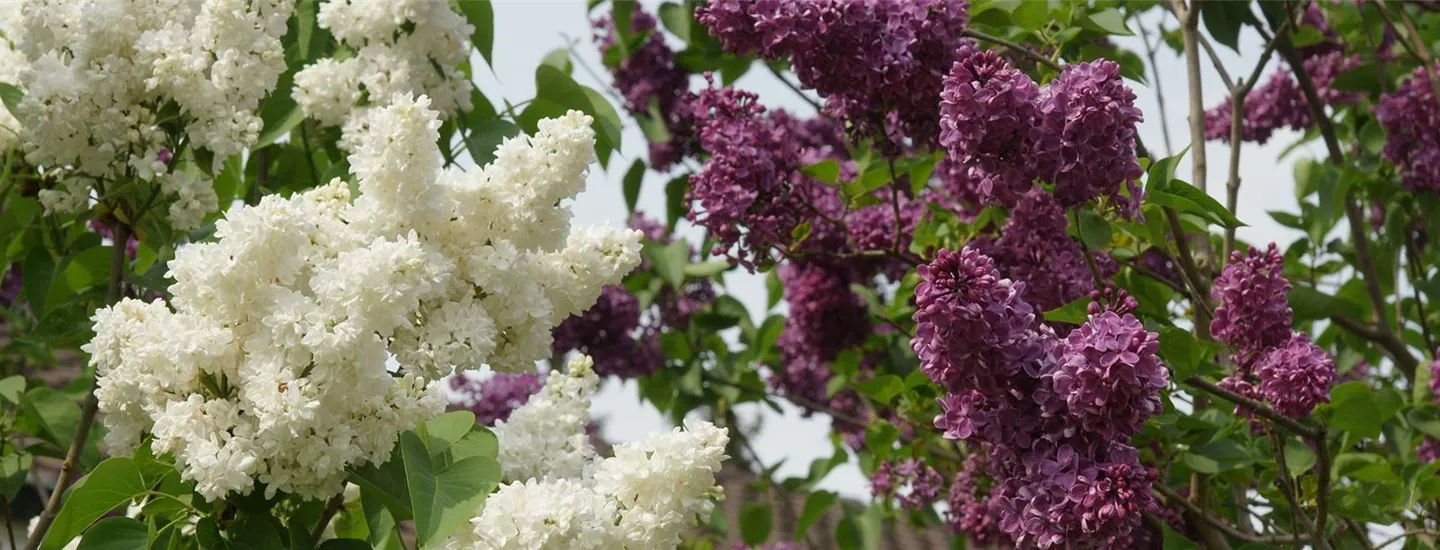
left=802, top=159, right=842, bottom=185
left=1145, top=147, right=1188, bottom=187
left=766, top=270, right=782, bottom=310
left=796, top=491, right=838, bottom=538
left=317, top=540, right=373, bottom=550
left=683, top=260, right=730, bottom=278
left=1182, top=438, right=1254, bottom=474
left=1289, top=285, right=1363, bottom=322
left=466, top=119, right=520, bottom=168
left=1283, top=438, right=1316, bottom=477
left=1011, top=0, right=1050, bottom=31
left=254, top=107, right=305, bottom=150
left=739, top=501, right=773, bottom=546
left=19, top=387, right=81, bottom=449
left=623, top=159, right=645, bottom=214
left=1157, top=327, right=1201, bottom=381
left=423, top=410, right=476, bottom=457
left=402, top=432, right=500, bottom=548
left=1162, top=524, right=1203, bottom=550
left=646, top=240, right=690, bottom=288
left=350, top=449, right=413, bottom=522
left=62, top=246, right=114, bottom=294
left=449, top=426, right=499, bottom=463
left=1199, top=1, right=1258, bottom=51
left=459, top=0, right=495, bottom=67
left=0, top=452, right=33, bottom=501
left=1079, top=8, right=1133, bottom=36
left=665, top=174, right=689, bottom=230
left=753, top=315, right=784, bottom=361
left=22, top=247, right=56, bottom=314
left=1329, top=382, right=1400, bottom=438
left=1408, top=407, right=1440, bottom=439
left=228, top=516, right=286, bottom=550
left=0, top=82, right=21, bottom=116
left=1149, top=179, right=1245, bottom=229
left=77, top=517, right=148, bottom=550
left=521, top=66, right=622, bottom=167
left=854, top=375, right=904, bottom=405
left=540, top=48, right=573, bottom=74
left=1077, top=210, right=1112, bottom=249
left=1045, top=297, right=1092, bottom=325
left=43, top=458, right=148, bottom=550
left=0, top=375, right=26, bottom=404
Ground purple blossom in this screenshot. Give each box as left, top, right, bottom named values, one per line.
left=449, top=371, right=543, bottom=426
left=844, top=196, right=925, bottom=279
left=1210, top=244, right=1293, bottom=365
left=686, top=84, right=847, bottom=269
left=939, top=44, right=1045, bottom=206
left=1253, top=333, right=1335, bottom=418
left=1420, top=437, right=1440, bottom=463
left=911, top=247, right=1045, bottom=394
left=695, top=0, right=971, bottom=147
left=551, top=285, right=663, bottom=379
left=595, top=6, right=698, bottom=170
left=871, top=458, right=945, bottom=511
left=90, top=219, right=139, bottom=259
left=1204, top=53, right=1359, bottom=145
left=1377, top=64, right=1440, bottom=194
left=1037, top=60, right=1145, bottom=216
left=976, top=190, right=1113, bottom=312
left=772, top=261, right=868, bottom=404
left=0, top=265, right=20, bottom=309
left=1051, top=311, right=1168, bottom=439
left=947, top=456, right=1008, bottom=545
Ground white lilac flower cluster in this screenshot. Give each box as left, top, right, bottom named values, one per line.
left=84, top=95, right=642, bottom=502
left=448, top=356, right=730, bottom=550
left=294, top=0, right=473, bottom=143
left=13, top=0, right=296, bottom=230
left=0, top=2, right=25, bottom=153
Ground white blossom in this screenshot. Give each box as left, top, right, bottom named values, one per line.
left=296, top=0, right=472, bottom=131
left=448, top=356, right=730, bottom=550
left=11, top=0, right=295, bottom=227
left=85, top=97, right=641, bottom=502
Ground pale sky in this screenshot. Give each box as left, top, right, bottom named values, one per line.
left=473, top=2, right=1321, bottom=501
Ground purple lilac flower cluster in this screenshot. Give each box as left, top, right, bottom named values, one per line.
left=0, top=265, right=20, bottom=309
left=594, top=6, right=698, bottom=170
left=551, top=285, right=664, bottom=379
left=1377, top=64, right=1440, bottom=194
left=686, top=84, right=848, bottom=269
left=871, top=458, right=945, bottom=511
left=695, top=0, right=971, bottom=147
left=1203, top=48, right=1359, bottom=144
left=946, top=454, right=1009, bottom=545
left=1212, top=244, right=1335, bottom=419
left=974, top=190, right=1115, bottom=312
left=912, top=247, right=1163, bottom=548
left=1422, top=355, right=1440, bottom=462
left=940, top=47, right=1143, bottom=215
left=1210, top=244, right=1294, bottom=363
left=772, top=261, right=869, bottom=405
left=448, top=371, right=543, bottom=426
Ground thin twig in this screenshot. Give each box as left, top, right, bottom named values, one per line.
left=1376, top=528, right=1440, bottom=549
left=1136, top=17, right=1175, bottom=156
left=1405, top=219, right=1437, bottom=354
left=1154, top=484, right=1303, bottom=545
left=1345, top=518, right=1376, bottom=550
left=1271, top=430, right=1325, bottom=550
left=1329, top=314, right=1419, bottom=379
left=1164, top=207, right=1213, bottom=317
left=311, top=493, right=345, bottom=541
left=766, top=65, right=822, bottom=112
left=1222, top=20, right=1287, bottom=259
left=24, top=222, right=131, bottom=550
left=962, top=29, right=1062, bottom=71
left=1184, top=376, right=1321, bottom=439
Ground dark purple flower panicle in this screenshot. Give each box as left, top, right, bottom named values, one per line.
left=1051, top=310, right=1168, bottom=439
left=977, top=190, right=1112, bottom=312
left=872, top=458, right=945, bottom=511
left=1037, top=60, right=1145, bottom=216
left=939, top=43, right=1045, bottom=207
left=844, top=195, right=925, bottom=280
left=1377, top=64, right=1440, bottom=194
left=595, top=6, right=698, bottom=170
left=772, top=261, right=868, bottom=404
left=1420, top=437, right=1440, bottom=463
left=1253, top=333, right=1335, bottom=419
left=695, top=0, right=971, bottom=147
left=911, top=247, right=1043, bottom=393
left=686, top=84, right=846, bottom=269
left=1204, top=52, right=1359, bottom=145
left=947, top=455, right=1008, bottom=545
left=1210, top=244, right=1293, bottom=365
left=449, top=371, right=543, bottom=426
left=0, top=265, right=20, bottom=309
left=551, top=285, right=663, bottom=379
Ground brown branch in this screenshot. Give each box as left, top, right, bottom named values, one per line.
left=1136, top=19, right=1175, bottom=156
left=311, top=493, right=345, bottom=541
left=24, top=222, right=131, bottom=550
left=1154, top=484, right=1303, bottom=545
left=1223, top=21, right=1287, bottom=259
left=1165, top=207, right=1213, bottom=317
left=1329, top=314, right=1419, bottom=380
left=1183, top=376, right=1321, bottom=439
left=1271, top=430, right=1329, bottom=550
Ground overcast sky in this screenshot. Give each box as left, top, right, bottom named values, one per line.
left=472, top=2, right=1324, bottom=501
